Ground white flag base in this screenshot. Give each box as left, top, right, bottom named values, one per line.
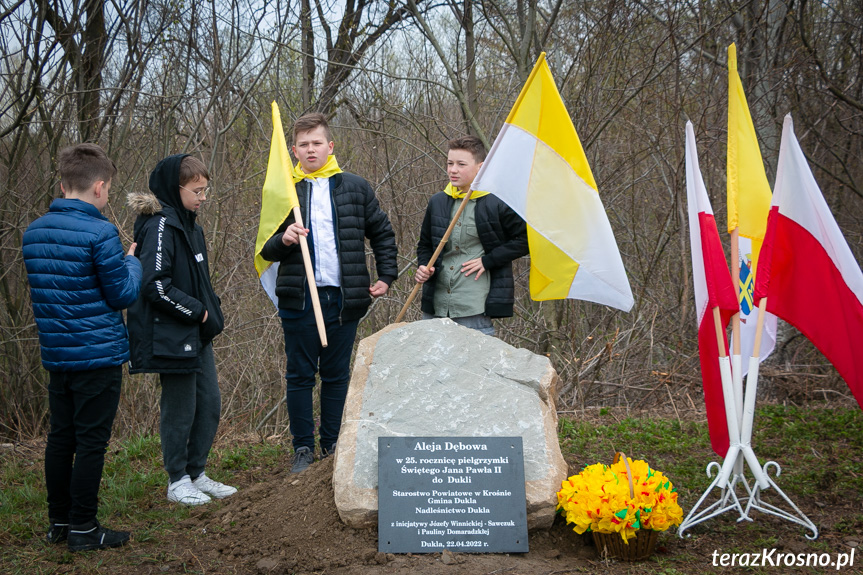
left=679, top=356, right=818, bottom=539
left=678, top=456, right=818, bottom=540
left=744, top=461, right=819, bottom=540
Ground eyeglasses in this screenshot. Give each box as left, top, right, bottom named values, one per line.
left=180, top=184, right=211, bottom=198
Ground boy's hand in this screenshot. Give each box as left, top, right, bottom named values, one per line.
left=126, top=242, right=137, bottom=257
left=369, top=280, right=389, bottom=298
left=461, top=258, right=486, bottom=280
left=282, top=223, right=309, bottom=246
left=415, top=265, right=434, bottom=283
left=201, top=310, right=208, bottom=323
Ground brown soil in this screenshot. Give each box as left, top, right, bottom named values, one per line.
left=6, top=433, right=861, bottom=574
left=159, top=450, right=860, bottom=575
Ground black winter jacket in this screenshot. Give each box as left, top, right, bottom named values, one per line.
left=126, top=154, right=224, bottom=374
left=418, top=192, right=528, bottom=318
left=260, top=172, right=398, bottom=322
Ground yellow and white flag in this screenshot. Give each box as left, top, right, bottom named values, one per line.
left=471, top=53, right=633, bottom=311
left=254, top=101, right=299, bottom=307
left=727, top=43, right=776, bottom=372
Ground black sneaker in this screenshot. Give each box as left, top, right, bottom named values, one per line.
left=67, top=520, right=130, bottom=552
left=46, top=522, right=69, bottom=544
left=321, top=443, right=336, bottom=459
left=291, top=446, right=315, bottom=473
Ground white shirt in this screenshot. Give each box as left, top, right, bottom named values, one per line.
left=307, top=176, right=341, bottom=287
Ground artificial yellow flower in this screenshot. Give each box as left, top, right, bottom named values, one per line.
left=556, top=456, right=684, bottom=543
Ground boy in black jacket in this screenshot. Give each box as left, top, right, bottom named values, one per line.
left=415, top=136, right=528, bottom=335
left=260, top=113, right=397, bottom=473
left=127, top=155, right=236, bottom=505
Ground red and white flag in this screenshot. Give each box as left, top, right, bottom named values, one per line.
left=755, top=115, right=863, bottom=409
left=685, top=122, right=740, bottom=456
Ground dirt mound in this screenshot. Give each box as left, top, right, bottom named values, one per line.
left=182, top=456, right=368, bottom=571
left=177, top=445, right=852, bottom=574
left=183, top=454, right=597, bottom=574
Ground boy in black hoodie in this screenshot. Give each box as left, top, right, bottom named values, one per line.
left=126, top=155, right=236, bottom=505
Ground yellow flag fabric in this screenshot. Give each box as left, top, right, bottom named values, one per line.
left=470, top=53, right=633, bottom=311
left=443, top=182, right=489, bottom=199
left=727, top=43, right=772, bottom=241
left=254, top=102, right=299, bottom=285
left=292, top=155, right=343, bottom=183
left=726, top=43, right=776, bottom=371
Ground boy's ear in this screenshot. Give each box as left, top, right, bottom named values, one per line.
left=93, top=180, right=104, bottom=198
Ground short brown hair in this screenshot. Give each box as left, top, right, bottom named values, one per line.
left=179, top=156, right=210, bottom=186
left=58, top=143, right=117, bottom=193
left=292, top=112, right=332, bottom=144
left=448, top=136, right=486, bottom=162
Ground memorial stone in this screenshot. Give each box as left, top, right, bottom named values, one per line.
left=333, top=319, right=567, bottom=530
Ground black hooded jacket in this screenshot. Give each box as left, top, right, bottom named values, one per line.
left=126, top=154, right=224, bottom=374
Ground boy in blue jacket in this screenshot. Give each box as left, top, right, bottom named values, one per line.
left=22, top=143, right=142, bottom=551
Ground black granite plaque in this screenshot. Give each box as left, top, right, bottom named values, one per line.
left=377, top=436, right=528, bottom=553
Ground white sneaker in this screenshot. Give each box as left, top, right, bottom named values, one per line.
left=192, top=473, right=237, bottom=499
left=167, top=475, right=211, bottom=506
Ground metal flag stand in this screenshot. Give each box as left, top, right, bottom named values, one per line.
left=678, top=300, right=819, bottom=539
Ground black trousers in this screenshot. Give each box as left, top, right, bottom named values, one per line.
left=45, top=366, right=122, bottom=525
left=281, top=287, right=358, bottom=452
left=159, top=343, right=221, bottom=484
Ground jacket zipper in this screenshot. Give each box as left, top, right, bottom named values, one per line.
left=331, top=177, right=344, bottom=326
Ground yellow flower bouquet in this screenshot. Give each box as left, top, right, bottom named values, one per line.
left=556, top=452, right=683, bottom=555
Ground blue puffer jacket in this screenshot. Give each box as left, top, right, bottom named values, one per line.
left=22, top=198, right=143, bottom=372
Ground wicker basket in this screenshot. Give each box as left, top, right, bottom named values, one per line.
left=592, top=528, right=658, bottom=561
left=590, top=452, right=659, bottom=561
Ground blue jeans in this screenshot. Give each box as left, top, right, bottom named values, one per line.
left=159, top=343, right=220, bottom=483
left=281, top=287, right=358, bottom=452
left=45, top=366, right=122, bottom=525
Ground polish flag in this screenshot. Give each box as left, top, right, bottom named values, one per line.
left=685, top=122, right=740, bottom=456
left=755, top=115, right=863, bottom=409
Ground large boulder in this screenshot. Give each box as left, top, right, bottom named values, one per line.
left=332, top=319, right=567, bottom=530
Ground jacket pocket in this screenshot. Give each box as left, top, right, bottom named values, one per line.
left=152, top=314, right=199, bottom=359
left=199, top=289, right=225, bottom=344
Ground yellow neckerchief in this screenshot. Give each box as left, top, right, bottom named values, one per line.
left=293, top=155, right=343, bottom=184
left=443, top=182, right=489, bottom=199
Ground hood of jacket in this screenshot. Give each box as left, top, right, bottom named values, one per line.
left=127, top=154, right=196, bottom=237
left=149, top=154, right=188, bottom=212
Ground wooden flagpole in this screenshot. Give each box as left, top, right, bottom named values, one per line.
left=730, top=228, right=742, bottom=357
left=730, top=228, right=744, bottom=476
left=750, top=297, right=767, bottom=362
left=395, top=190, right=475, bottom=323
left=292, top=205, right=328, bottom=347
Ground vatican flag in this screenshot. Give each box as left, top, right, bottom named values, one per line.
left=471, top=53, right=633, bottom=311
